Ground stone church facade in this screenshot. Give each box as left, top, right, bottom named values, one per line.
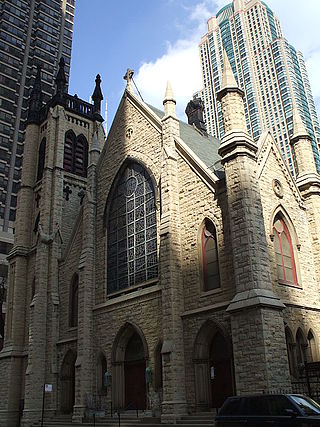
left=1, top=54, right=320, bottom=426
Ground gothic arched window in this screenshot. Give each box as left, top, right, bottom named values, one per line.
left=273, top=214, right=297, bottom=285
left=201, top=219, right=220, bottom=291
left=69, top=274, right=79, bottom=327
left=37, top=137, right=46, bottom=181
left=63, top=131, right=88, bottom=177
left=107, top=162, right=157, bottom=294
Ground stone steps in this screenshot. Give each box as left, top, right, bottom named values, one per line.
left=32, top=411, right=216, bottom=427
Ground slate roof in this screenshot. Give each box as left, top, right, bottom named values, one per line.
left=148, top=105, right=224, bottom=178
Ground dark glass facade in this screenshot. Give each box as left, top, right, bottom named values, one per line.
left=0, top=0, right=75, bottom=230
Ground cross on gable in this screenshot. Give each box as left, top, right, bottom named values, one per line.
left=123, top=68, right=134, bottom=84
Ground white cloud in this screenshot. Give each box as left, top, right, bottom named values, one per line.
left=135, top=0, right=320, bottom=121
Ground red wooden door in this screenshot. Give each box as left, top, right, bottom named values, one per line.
left=211, top=359, right=233, bottom=409
left=124, top=360, right=146, bottom=409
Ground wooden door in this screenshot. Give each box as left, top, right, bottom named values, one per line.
left=211, top=359, right=233, bottom=409
left=124, top=360, right=146, bottom=409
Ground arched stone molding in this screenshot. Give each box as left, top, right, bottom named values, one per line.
left=96, top=350, right=108, bottom=394
left=111, top=322, right=149, bottom=409
left=103, top=156, right=159, bottom=228
left=285, top=326, right=297, bottom=378
left=307, top=328, right=319, bottom=362
left=269, top=204, right=301, bottom=285
left=193, top=320, right=233, bottom=411
left=269, top=204, right=300, bottom=249
left=197, top=217, right=222, bottom=293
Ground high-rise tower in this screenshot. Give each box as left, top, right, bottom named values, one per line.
left=199, top=0, right=320, bottom=176
left=0, top=0, right=75, bottom=345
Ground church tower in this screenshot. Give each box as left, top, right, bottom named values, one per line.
left=217, top=51, right=291, bottom=393
left=0, top=60, right=105, bottom=427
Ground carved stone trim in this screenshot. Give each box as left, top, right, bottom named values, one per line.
left=272, top=179, right=283, bottom=198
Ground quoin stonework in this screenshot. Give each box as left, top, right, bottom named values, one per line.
left=0, top=53, right=320, bottom=427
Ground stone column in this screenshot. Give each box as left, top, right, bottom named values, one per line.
left=217, top=51, right=291, bottom=394
left=160, top=82, right=187, bottom=422
left=290, top=108, right=320, bottom=286
left=0, top=123, right=39, bottom=427
left=73, top=126, right=101, bottom=422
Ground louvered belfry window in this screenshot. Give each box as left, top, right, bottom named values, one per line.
left=63, top=130, right=88, bottom=177
left=107, top=162, right=158, bottom=294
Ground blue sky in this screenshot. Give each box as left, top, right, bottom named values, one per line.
left=69, top=0, right=320, bottom=131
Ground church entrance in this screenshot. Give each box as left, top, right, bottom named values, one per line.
left=60, top=350, right=76, bottom=414
left=209, top=332, right=233, bottom=409
left=194, top=321, right=234, bottom=411
left=112, top=323, right=148, bottom=410
left=124, top=333, right=146, bottom=409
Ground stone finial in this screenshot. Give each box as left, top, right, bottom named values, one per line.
left=27, top=64, right=43, bottom=123
left=221, top=49, right=238, bottom=91
left=291, top=105, right=310, bottom=142
left=163, top=81, right=177, bottom=118
left=92, top=74, right=103, bottom=114
left=123, top=68, right=134, bottom=93
left=55, top=57, right=67, bottom=96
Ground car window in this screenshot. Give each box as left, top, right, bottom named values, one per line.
left=290, top=395, right=320, bottom=416
left=220, top=398, right=242, bottom=415
left=267, top=395, right=296, bottom=416
left=242, top=396, right=269, bottom=416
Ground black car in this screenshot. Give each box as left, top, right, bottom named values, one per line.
left=215, top=394, right=320, bottom=426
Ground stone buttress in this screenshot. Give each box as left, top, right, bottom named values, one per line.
left=159, top=82, right=188, bottom=422
left=217, top=51, right=291, bottom=393
left=290, top=108, right=320, bottom=285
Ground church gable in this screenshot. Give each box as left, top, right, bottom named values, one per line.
left=257, top=132, right=318, bottom=307
left=94, top=90, right=163, bottom=304
left=257, top=131, right=303, bottom=207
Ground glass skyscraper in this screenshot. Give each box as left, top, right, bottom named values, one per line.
left=199, top=0, right=320, bottom=176
left=0, top=0, right=75, bottom=348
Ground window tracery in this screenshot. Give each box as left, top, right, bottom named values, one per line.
left=107, top=162, right=157, bottom=294
left=201, top=219, right=220, bottom=291
left=273, top=214, right=297, bottom=285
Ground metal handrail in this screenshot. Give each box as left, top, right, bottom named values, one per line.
left=115, top=401, right=139, bottom=427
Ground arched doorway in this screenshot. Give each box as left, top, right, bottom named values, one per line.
left=194, top=321, right=234, bottom=411
left=112, top=323, right=148, bottom=410
left=209, top=332, right=233, bottom=408
left=60, top=350, right=76, bottom=414
left=124, top=333, right=146, bottom=409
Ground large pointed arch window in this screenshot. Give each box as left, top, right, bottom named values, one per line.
left=63, top=130, right=88, bottom=177
left=273, top=214, right=297, bottom=285
left=201, top=219, right=220, bottom=291
left=107, top=162, right=157, bottom=294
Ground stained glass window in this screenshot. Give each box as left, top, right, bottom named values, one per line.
left=202, top=220, right=220, bottom=291
left=107, top=163, right=158, bottom=294
left=273, top=215, right=297, bottom=285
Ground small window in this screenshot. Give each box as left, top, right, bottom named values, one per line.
left=37, top=138, right=46, bottom=181
left=201, top=220, right=220, bottom=291
left=273, top=215, right=297, bottom=285
left=69, top=274, right=78, bottom=327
